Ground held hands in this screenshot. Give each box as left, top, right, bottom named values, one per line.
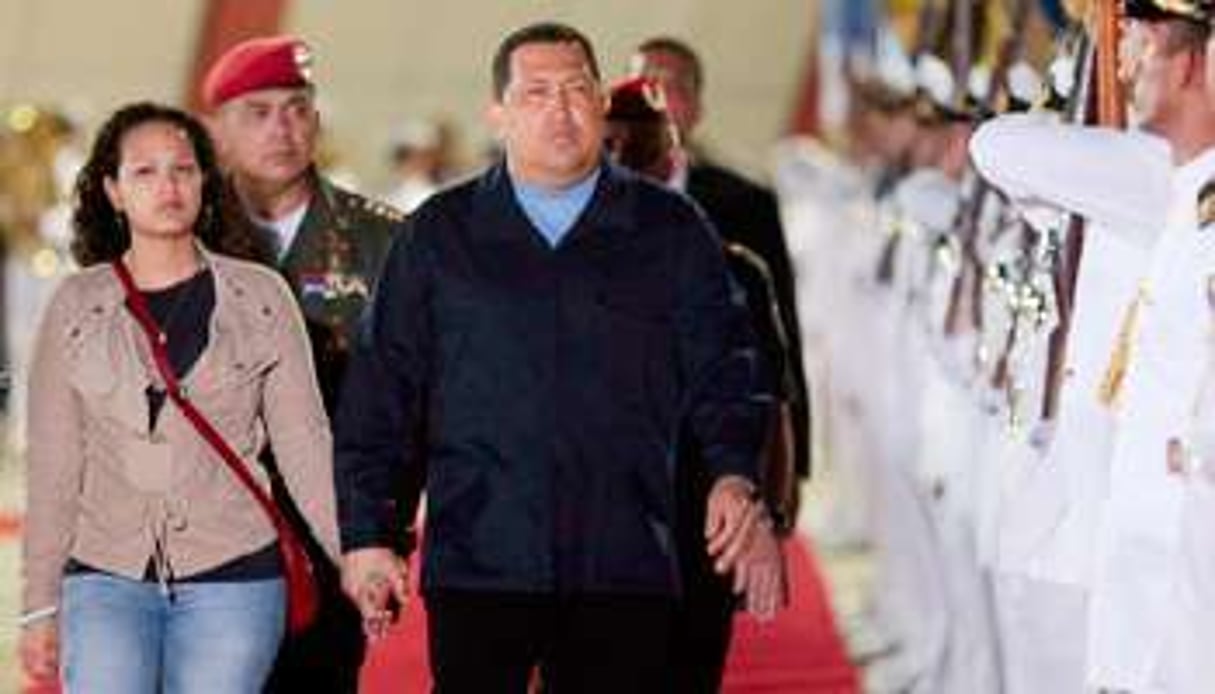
left=704, top=474, right=789, bottom=622
left=19, top=619, right=58, bottom=684
left=732, top=515, right=789, bottom=621
left=341, top=547, right=410, bottom=640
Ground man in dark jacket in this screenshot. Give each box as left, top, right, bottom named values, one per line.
left=203, top=35, right=409, bottom=693
left=631, top=37, right=811, bottom=494
left=335, top=22, right=774, bottom=694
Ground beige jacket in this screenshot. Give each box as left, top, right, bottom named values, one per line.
left=22, top=250, right=339, bottom=614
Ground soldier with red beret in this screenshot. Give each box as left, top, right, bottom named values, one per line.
left=203, top=35, right=413, bottom=694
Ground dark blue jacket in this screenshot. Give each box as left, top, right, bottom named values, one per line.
left=334, top=160, right=773, bottom=596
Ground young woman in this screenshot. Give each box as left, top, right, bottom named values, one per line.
left=18, top=102, right=338, bottom=692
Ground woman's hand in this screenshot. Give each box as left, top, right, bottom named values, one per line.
left=20, top=619, right=59, bottom=684
left=341, top=547, right=410, bottom=640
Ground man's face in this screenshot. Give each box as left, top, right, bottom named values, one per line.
left=213, top=87, right=318, bottom=187
left=858, top=108, right=918, bottom=170
left=630, top=49, right=701, bottom=137
left=1121, top=19, right=1188, bottom=131
left=490, top=41, right=605, bottom=187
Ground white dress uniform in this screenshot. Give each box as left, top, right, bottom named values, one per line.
left=775, top=138, right=954, bottom=691
left=970, top=113, right=1174, bottom=693
left=1153, top=268, right=1215, bottom=693
left=971, top=115, right=1170, bottom=581
left=884, top=162, right=1008, bottom=694
left=869, top=170, right=955, bottom=693
left=772, top=136, right=878, bottom=549
left=1088, top=147, right=1215, bottom=692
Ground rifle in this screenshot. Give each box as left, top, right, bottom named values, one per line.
left=942, top=0, right=1033, bottom=338
left=914, top=0, right=949, bottom=60
left=990, top=23, right=1088, bottom=396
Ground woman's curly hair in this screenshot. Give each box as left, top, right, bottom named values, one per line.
left=70, top=101, right=268, bottom=267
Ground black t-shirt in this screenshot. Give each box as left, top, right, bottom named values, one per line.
left=144, top=267, right=214, bottom=431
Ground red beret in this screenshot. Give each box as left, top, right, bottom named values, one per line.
left=606, top=76, right=668, bottom=124
left=202, top=35, right=313, bottom=110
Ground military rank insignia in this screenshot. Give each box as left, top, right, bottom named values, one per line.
left=361, top=198, right=405, bottom=223
left=1198, top=178, right=1215, bottom=228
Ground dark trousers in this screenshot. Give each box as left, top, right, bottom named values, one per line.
left=669, top=449, right=738, bottom=694
left=426, top=590, right=675, bottom=694
left=669, top=571, right=735, bottom=693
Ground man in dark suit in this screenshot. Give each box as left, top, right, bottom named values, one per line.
left=203, top=35, right=411, bottom=693
left=631, top=36, right=810, bottom=493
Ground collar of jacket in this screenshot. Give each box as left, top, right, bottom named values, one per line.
left=222, top=167, right=348, bottom=231
left=89, top=244, right=272, bottom=329
left=299, top=167, right=349, bottom=231
left=472, top=157, right=642, bottom=250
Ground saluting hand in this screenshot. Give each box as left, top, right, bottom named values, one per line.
left=341, top=547, right=410, bottom=640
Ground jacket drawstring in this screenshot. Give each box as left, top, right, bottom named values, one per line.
left=151, top=501, right=177, bottom=602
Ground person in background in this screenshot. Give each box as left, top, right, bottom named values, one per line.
left=631, top=37, right=811, bottom=498
left=384, top=117, right=447, bottom=214
left=18, top=101, right=337, bottom=692
left=604, top=74, right=791, bottom=692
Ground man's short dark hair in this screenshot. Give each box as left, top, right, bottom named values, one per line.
left=637, top=36, right=704, bottom=95
left=1162, top=17, right=1212, bottom=55
left=492, top=22, right=601, bottom=100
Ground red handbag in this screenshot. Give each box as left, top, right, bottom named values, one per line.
left=112, top=260, right=319, bottom=634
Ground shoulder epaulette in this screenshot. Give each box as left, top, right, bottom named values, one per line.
left=357, top=196, right=406, bottom=223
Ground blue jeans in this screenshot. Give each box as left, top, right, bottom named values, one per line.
left=60, top=572, right=285, bottom=693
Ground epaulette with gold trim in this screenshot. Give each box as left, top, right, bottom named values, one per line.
left=1198, top=178, right=1215, bottom=228
left=359, top=197, right=406, bottom=223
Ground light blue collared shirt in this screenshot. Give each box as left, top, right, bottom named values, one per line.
left=511, top=168, right=600, bottom=248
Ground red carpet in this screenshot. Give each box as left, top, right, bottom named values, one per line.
left=721, top=534, right=859, bottom=693
left=360, top=533, right=858, bottom=693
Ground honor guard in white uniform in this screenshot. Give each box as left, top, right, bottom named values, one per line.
left=1152, top=185, right=1215, bottom=694
left=972, top=109, right=1167, bottom=694
left=878, top=52, right=1007, bottom=694
left=1150, top=17, right=1215, bottom=689
left=775, top=48, right=945, bottom=689
left=972, top=2, right=1215, bottom=689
